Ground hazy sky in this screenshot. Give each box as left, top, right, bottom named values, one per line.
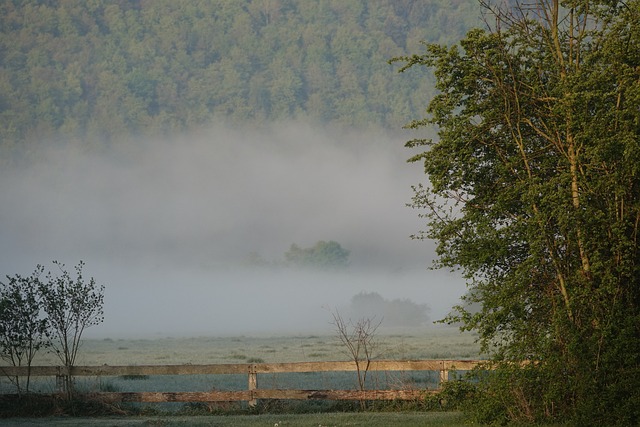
left=0, top=122, right=466, bottom=338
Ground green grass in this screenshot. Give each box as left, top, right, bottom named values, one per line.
left=26, top=328, right=480, bottom=366
left=6, top=411, right=468, bottom=426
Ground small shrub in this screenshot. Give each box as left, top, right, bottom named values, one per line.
left=246, top=357, right=265, bottom=363
left=120, top=374, right=150, bottom=381
left=437, top=380, right=478, bottom=410
left=227, top=354, right=247, bottom=360
left=179, top=402, right=212, bottom=415
left=421, top=379, right=478, bottom=412
left=98, top=381, right=120, bottom=392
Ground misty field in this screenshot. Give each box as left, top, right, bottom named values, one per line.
left=30, top=326, right=480, bottom=366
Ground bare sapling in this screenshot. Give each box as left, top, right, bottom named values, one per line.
left=331, top=309, right=382, bottom=409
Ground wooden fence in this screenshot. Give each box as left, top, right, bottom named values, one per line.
left=0, top=359, right=483, bottom=405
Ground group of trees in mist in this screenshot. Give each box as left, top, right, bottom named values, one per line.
left=246, top=240, right=350, bottom=270
left=347, top=291, right=429, bottom=328
left=284, top=240, right=350, bottom=269
left=0, top=261, right=104, bottom=397
left=395, top=0, right=640, bottom=424
left=0, top=0, right=480, bottom=157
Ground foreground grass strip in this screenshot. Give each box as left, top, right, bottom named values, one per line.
left=5, top=412, right=467, bottom=426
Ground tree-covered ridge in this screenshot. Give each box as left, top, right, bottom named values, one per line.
left=0, top=0, right=480, bottom=151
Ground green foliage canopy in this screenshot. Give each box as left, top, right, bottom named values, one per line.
left=285, top=240, right=350, bottom=270
left=392, top=0, right=640, bottom=424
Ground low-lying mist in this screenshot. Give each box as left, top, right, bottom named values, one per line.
left=0, top=122, right=466, bottom=338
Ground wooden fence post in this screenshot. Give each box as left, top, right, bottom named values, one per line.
left=439, top=361, right=448, bottom=386
left=248, top=364, right=257, bottom=407
left=55, top=366, right=65, bottom=394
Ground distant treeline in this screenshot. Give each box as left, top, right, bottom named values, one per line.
left=0, top=0, right=480, bottom=153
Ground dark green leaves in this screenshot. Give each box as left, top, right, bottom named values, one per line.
left=395, top=0, right=640, bottom=423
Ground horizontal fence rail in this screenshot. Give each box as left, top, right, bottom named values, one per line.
left=0, top=359, right=485, bottom=405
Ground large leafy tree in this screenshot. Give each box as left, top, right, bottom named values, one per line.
left=393, top=0, right=640, bottom=424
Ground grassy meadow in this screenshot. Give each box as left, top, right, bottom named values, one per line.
left=70, top=326, right=481, bottom=365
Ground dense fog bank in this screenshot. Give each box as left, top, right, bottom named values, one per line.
left=0, top=123, right=465, bottom=338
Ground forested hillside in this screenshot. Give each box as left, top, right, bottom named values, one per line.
left=0, top=0, right=480, bottom=152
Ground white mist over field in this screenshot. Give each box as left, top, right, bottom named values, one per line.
left=0, top=123, right=466, bottom=338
